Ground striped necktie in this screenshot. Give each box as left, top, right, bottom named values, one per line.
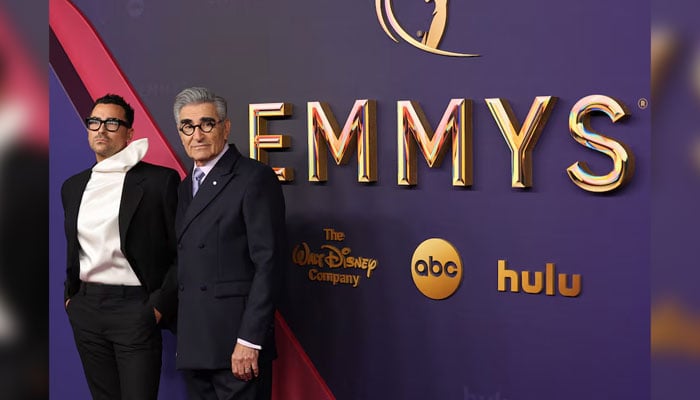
left=193, top=168, right=205, bottom=196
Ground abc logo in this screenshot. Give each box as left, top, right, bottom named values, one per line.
left=411, top=238, right=463, bottom=300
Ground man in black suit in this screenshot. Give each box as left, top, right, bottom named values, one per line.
left=61, top=94, right=179, bottom=399
left=173, top=87, right=286, bottom=400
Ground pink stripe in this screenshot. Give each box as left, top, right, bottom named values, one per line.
left=0, top=6, right=48, bottom=147
left=273, top=311, right=337, bottom=400
left=49, top=1, right=335, bottom=398
left=49, top=0, right=185, bottom=175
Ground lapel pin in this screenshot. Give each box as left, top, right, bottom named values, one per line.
left=213, top=181, right=217, bottom=185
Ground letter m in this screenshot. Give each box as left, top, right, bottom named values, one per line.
left=398, top=99, right=472, bottom=186
left=307, top=100, right=377, bottom=183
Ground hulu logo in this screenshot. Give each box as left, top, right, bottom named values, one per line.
left=497, top=260, right=581, bottom=297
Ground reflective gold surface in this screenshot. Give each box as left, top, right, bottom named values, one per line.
left=249, top=102, right=293, bottom=181
left=486, top=96, right=557, bottom=188
left=421, top=0, right=448, bottom=49
left=566, top=95, right=634, bottom=192
left=411, top=238, right=463, bottom=300
left=375, top=0, right=479, bottom=57
left=307, top=100, right=377, bottom=183
left=397, top=99, right=472, bottom=186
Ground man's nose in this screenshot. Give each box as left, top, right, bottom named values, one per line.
left=192, top=128, right=207, bottom=140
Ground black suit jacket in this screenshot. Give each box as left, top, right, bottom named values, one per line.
left=175, top=145, right=286, bottom=370
left=61, top=161, right=180, bottom=324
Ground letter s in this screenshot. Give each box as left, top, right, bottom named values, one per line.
left=567, top=95, right=635, bottom=192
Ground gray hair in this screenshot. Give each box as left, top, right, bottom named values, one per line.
left=173, top=87, right=227, bottom=124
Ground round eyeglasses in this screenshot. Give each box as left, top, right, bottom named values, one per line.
left=179, top=119, right=222, bottom=136
left=85, top=117, right=130, bottom=132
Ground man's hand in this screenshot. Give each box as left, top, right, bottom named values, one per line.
left=153, top=307, right=162, bottom=324
left=231, top=343, right=259, bottom=381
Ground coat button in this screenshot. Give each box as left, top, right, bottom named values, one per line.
left=200, top=285, right=207, bottom=291
left=179, top=285, right=184, bottom=291
left=178, top=244, right=182, bottom=249
left=198, top=244, right=205, bottom=249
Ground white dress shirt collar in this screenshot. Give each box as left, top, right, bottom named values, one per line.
left=93, top=138, right=148, bottom=173
left=192, top=143, right=229, bottom=178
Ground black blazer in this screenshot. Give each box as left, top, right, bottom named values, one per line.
left=61, top=161, right=180, bottom=324
left=175, top=145, right=286, bottom=370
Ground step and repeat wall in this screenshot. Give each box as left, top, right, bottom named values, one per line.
left=49, top=0, right=650, bottom=399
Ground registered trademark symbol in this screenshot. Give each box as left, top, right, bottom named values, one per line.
left=638, top=98, right=648, bottom=109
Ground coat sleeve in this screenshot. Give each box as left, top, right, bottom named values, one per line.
left=61, top=178, right=81, bottom=302
left=237, top=166, right=287, bottom=345
left=148, top=168, right=180, bottom=325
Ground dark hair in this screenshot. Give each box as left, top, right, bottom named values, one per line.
left=93, top=94, right=135, bottom=127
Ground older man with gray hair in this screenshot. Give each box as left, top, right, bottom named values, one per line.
left=172, top=87, right=286, bottom=400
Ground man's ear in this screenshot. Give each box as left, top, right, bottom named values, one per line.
left=127, top=127, right=134, bottom=142
left=224, top=118, right=231, bottom=140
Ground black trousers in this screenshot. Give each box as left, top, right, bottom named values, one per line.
left=67, top=282, right=162, bottom=400
left=183, top=363, right=272, bottom=400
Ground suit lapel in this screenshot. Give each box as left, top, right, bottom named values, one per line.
left=65, top=169, right=92, bottom=254
left=119, top=164, right=145, bottom=247
left=179, top=173, right=193, bottom=210
left=177, top=147, right=240, bottom=240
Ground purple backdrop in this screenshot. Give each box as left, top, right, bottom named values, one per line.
left=50, top=1, right=650, bottom=399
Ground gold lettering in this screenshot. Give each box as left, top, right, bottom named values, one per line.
left=291, top=243, right=309, bottom=266
left=307, top=100, right=377, bottom=182
left=291, top=242, right=325, bottom=268
left=307, top=269, right=360, bottom=288
left=323, top=228, right=345, bottom=241
left=545, top=262, right=555, bottom=296
left=485, top=96, right=557, bottom=188
left=521, top=270, right=544, bottom=294
left=320, top=245, right=347, bottom=269
left=567, top=95, right=634, bottom=192
left=558, top=273, right=582, bottom=297
left=497, top=260, right=519, bottom=292
left=397, top=99, right=472, bottom=186
left=249, top=103, right=294, bottom=181
left=367, top=259, right=377, bottom=278
left=497, top=260, right=581, bottom=298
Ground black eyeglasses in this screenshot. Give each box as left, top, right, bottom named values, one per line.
left=179, top=118, right=222, bottom=136
left=85, top=117, right=130, bottom=132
